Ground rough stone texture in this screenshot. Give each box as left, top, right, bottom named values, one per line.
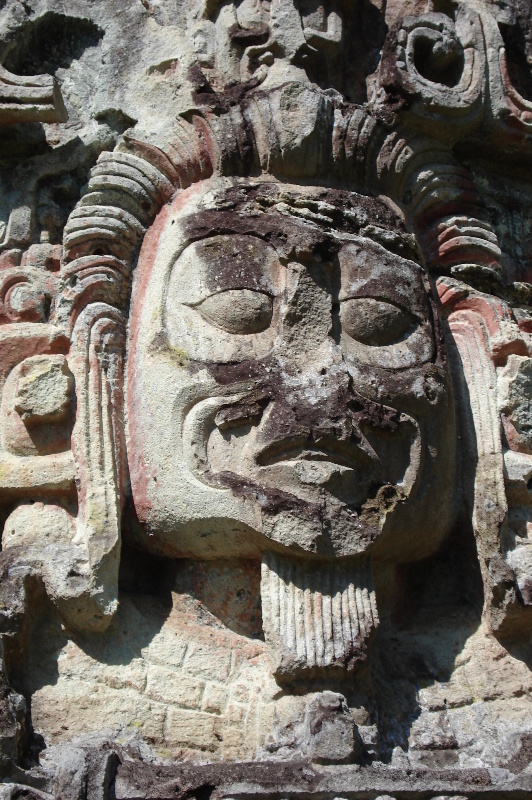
left=0, top=0, right=531, bottom=797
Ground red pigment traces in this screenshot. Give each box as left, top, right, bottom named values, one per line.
left=0, top=327, right=69, bottom=383
left=126, top=183, right=209, bottom=520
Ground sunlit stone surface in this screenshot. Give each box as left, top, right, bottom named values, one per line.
left=0, top=0, right=532, bottom=796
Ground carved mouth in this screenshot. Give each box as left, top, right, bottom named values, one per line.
left=256, top=437, right=375, bottom=470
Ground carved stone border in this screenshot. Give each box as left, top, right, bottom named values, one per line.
left=112, top=762, right=532, bottom=800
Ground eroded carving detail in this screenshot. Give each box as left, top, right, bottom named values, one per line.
left=0, top=0, right=531, bottom=796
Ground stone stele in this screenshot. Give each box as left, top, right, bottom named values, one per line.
left=0, top=0, right=532, bottom=797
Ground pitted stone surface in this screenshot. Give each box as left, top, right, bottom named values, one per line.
left=0, top=0, right=531, bottom=797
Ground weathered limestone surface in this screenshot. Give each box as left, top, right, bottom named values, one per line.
left=0, top=0, right=532, bottom=797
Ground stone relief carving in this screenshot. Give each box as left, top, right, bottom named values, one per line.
left=0, top=0, right=531, bottom=797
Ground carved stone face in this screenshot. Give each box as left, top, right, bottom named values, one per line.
left=127, top=180, right=456, bottom=562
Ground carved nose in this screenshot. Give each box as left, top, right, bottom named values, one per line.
left=261, top=355, right=354, bottom=438
left=260, top=341, right=403, bottom=447
left=286, top=341, right=351, bottom=397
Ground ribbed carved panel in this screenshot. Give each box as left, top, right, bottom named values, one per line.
left=261, top=552, right=378, bottom=673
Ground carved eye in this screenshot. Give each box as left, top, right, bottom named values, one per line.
left=195, top=289, right=273, bottom=334
left=341, top=297, right=414, bottom=346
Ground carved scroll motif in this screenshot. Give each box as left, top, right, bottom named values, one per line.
left=63, top=303, right=126, bottom=630
left=0, top=65, right=66, bottom=125
left=439, top=278, right=532, bottom=635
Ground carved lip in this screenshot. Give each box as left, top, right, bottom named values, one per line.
left=256, top=437, right=375, bottom=470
